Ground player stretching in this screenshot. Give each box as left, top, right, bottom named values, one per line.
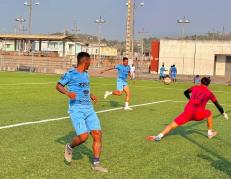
left=147, top=77, right=229, bottom=141
left=56, top=52, right=108, bottom=173
left=101, top=57, right=132, bottom=110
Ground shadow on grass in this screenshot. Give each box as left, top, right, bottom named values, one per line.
left=56, top=131, right=93, bottom=164
left=198, top=154, right=231, bottom=177
left=163, top=113, right=231, bottom=177
left=109, top=100, right=124, bottom=107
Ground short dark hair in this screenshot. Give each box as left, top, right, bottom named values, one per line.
left=77, top=52, right=90, bottom=64
left=201, top=77, right=211, bottom=86
left=123, top=57, right=128, bottom=61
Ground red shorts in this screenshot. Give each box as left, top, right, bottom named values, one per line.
left=174, top=107, right=212, bottom=126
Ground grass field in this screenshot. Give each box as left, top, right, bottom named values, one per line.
left=0, top=71, right=231, bottom=179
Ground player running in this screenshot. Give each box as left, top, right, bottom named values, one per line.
left=56, top=52, right=108, bottom=173
left=147, top=77, right=229, bottom=141
left=101, top=57, right=132, bottom=110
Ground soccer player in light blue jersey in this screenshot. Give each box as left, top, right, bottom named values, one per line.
left=100, top=57, right=132, bottom=110
left=171, top=64, right=177, bottom=82
left=56, top=52, right=108, bottom=173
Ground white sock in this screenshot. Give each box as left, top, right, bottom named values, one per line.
left=157, top=133, right=164, bottom=139
left=125, top=102, right=129, bottom=107
left=208, top=130, right=212, bottom=136
left=108, top=91, right=112, bottom=95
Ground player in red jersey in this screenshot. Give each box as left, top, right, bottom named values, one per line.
left=147, top=77, right=229, bottom=141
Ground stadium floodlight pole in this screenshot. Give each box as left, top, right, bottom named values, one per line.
left=125, top=0, right=144, bottom=65
left=15, top=16, right=26, bottom=34
left=95, top=16, right=106, bottom=68
left=24, top=0, right=40, bottom=34
left=138, top=28, right=148, bottom=61
left=72, top=20, right=80, bottom=61
left=177, top=16, right=190, bottom=39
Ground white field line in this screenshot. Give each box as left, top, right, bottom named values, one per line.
left=93, top=83, right=231, bottom=94
left=0, top=100, right=170, bottom=130
left=1, top=82, right=55, bottom=86
left=1, top=82, right=230, bottom=94
left=169, top=100, right=231, bottom=107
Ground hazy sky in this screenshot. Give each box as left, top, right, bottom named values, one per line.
left=0, top=0, right=230, bottom=40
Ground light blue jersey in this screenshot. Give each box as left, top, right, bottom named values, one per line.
left=58, top=67, right=91, bottom=106
left=171, top=66, right=177, bottom=78
left=58, top=67, right=101, bottom=135
left=115, top=64, right=130, bottom=81
left=160, top=66, right=165, bottom=77
left=171, top=67, right=177, bottom=74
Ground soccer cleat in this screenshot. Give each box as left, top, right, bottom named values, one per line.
left=64, top=144, right=73, bottom=163
left=146, top=135, right=161, bottom=141
left=223, top=113, right=229, bottom=120
left=124, top=106, right=133, bottom=110
left=208, top=131, right=218, bottom=139
left=104, top=91, right=111, bottom=99
left=92, top=163, right=108, bottom=173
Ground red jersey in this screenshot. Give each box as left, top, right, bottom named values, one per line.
left=186, top=85, right=217, bottom=110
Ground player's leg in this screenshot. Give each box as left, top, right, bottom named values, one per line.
left=123, top=85, right=132, bottom=110
left=147, top=111, right=190, bottom=141
left=65, top=109, right=89, bottom=163
left=91, top=130, right=102, bottom=163
left=104, top=79, right=123, bottom=99
left=147, top=121, right=178, bottom=141
left=207, top=115, right=218, bottom=139
left=86, top=110, right=108, bottom=173
left=193, top=109, right=217, bottom=139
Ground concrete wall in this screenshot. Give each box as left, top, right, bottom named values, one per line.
left=159, top=40, right=231, bottom=76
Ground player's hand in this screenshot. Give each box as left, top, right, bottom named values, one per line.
left=91, top=94, right=97, bottom=104
left=222, top=112, right=229, bottom=120
left=66, top=92, right=76, bottom=100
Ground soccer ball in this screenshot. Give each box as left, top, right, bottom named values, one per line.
left=164, top=77, right=172, bottom=85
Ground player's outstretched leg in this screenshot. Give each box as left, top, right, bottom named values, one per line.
left=65, top=133, right=89, bottom=163
left=91, top=130, right=108, bottom=173
left=207, top=114, right=218, bottom=139
left=104, top=90, right=123, bottom=99
left=146, top=121, right=178, bottom=141
left=123, top=86, right=132, bottom=110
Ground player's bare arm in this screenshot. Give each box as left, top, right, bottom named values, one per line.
left=128, top=72, right=132, bottom=80
left=90, top=93, right=97, bottom=103
left=100, top=67, right=116, bottom=74
left=56, top=83, right=76, bottom=100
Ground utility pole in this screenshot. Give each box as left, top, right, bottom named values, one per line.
left=24, top=0, right=40, bottom=34
left=72, top=21, right=80, bottom=62
left=177, top=16, right=190, bottom=39
left=95, top=16, right=106, bottom=68
left=16, top=16, right=26, bottom=34
left=138, top=28, right=148, bottom=61
left=125, top=0, right=144, bottom=64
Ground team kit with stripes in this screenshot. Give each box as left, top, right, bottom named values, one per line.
left=55, top=52, right=229, bottom=173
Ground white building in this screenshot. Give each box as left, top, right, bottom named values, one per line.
left=159, top=40, right=231, bottom=76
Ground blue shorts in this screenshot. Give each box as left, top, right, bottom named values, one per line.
left=171, top=73, right=177, bottom=79
left=117, top=78, right=128, bottom=91
left=68, top=104, right=101, bottom=135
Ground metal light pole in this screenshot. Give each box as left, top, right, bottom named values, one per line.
left=177, top=16, right=190, bottom=39
left=95, top=16, right=106, bottom=68
left=16, top=16, right=26, bottom=34
left=138, top=28, right=148, bottom=61
left=72, top=21, right=80, bottom=64
left=24, top=0, right=40, bottom=34
left=125, top=0, right=144, bottom=64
